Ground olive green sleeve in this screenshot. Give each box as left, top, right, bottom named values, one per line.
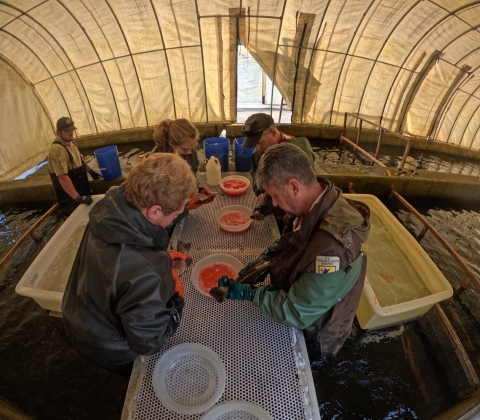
left=250, top=151, right=262, bottom=195
left=252, top=253, right=363, bottom=329
left=191, top=148, right=200, bottom=174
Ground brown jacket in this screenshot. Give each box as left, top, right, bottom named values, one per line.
left=269, top=178, right=370, bottom=358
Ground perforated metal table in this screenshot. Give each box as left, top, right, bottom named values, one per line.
left=121, top=173, right=321, bottom=420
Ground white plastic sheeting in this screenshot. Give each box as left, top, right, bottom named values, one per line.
left=1, top=0, right=480, bottom=153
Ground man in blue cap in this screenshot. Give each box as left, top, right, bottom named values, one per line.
left=47, top=117, right=102, bottom=214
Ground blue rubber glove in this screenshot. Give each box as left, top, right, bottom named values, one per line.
left=218, top=276, right=256, bottom=302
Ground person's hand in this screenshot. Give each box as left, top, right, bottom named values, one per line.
left=252, top=203, right=277, bottom=217
left=187, top=189, right=215, bottom=210
left=238, top=241, right=277, bottom=276
left=168, top=250, right=190, bottom=261
left=199, top=188, right=212, bottom=195
left=168, top=250, right=192, bottom=277
left=238, top=258, right=262, bottom=276
left=171, top=269, right=185, bottom=298
left=75, top=195, right=93, bottom=205
left=89, top=170, right=102, bottom=180
left=209, top=276, right=256, bottom=303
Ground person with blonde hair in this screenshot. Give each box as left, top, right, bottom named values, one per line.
left=153, top=118, right=200, bottom=172
left=62, top=153, right=197, bottom=377
left=153, top=118, right=215, bottom=223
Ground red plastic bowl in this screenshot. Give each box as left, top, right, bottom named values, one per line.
left=219, top=176, right=250, bottom=196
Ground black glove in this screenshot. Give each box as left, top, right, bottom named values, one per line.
left=89, top=170, right=102, bottom=180
left=75, top=195, right=93, bottom=205
left=253, top=199, right=278, bottom=217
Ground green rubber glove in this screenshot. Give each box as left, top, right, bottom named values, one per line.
left=218, top=276, right=256, bottom=301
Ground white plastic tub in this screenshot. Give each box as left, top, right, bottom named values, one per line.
left=345, top=194, right=453, bottom=329
left=15, top=195, right=104, bottom=313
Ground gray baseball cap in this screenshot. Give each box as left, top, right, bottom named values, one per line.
left=242, top=113, right=274, bottom=148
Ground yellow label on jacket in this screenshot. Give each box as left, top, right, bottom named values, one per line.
left=316, top=255, right=340, bottom=274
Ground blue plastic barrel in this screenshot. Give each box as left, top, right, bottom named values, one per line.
left=234, top=137, right=255, bottom=172
left=94, top=146, right=122, bottom=181
left=204, top=137, right=229, bottom=172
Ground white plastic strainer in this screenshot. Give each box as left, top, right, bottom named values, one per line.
left=201, top=401, right=274, bottom=420
left=152, top=343, right=226, bottom=415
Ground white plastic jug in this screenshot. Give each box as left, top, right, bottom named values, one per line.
left=206, top=156, right=221, bottom=186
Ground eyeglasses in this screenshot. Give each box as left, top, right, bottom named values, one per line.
left=177, top=137, right=199, bottom=154
left=242, top=127, right=270, bottom=137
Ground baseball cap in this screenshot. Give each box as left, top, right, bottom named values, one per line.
left=56, top=117, right=77, bottom=132
left=242, top=113, right=274, bottom=148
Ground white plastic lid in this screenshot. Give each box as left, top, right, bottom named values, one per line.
left=152, top=343, right=226, bottom=415
left=201, top=401, right=274, bottom=420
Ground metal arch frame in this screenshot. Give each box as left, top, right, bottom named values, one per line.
left=194, top=0, right=209, bottom=122
left=170, top=0, right=195, bottom=121
left=444, top=74, right=478, bottom=145
left=431, top=72, right=474, bottom=142
left=57, top=0, right=122, bottom=131
left=33, top=45, right=203, bottom=83
left=269, top=0, right=288, bottom=118
left=0, top=52, right=53, bottom=130
left=455, top=45, right=480, bottom=66
left=149, top=0, right=177, bottom=120
left=441, top=62, right=480, bottom=148
left=468, top=107, right=480, bottom=149
left=427, top=65, right=471, bottom=140
left=0, top=29, right=72, bottom=119
left=431, top=0, right=480, bottom=52
left=299, top=0, right=331, bottom=124
left=355, top=0, right=422, bottom=121
left=290, top=20, right=308, bottom=117
left=0, top=0, right=49, bottom=30
left=104, top=0, right=148, bottom=127
left=12, top=8, right=100, bottom=134
left=328, top=0, right=376, bottom=127
left=378, top=1, right=480, bottom=127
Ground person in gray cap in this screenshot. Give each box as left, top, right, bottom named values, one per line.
left=211, top=143, right=370, bottom=360
left=242, top=112, right=316, bottom=227
left=48, top=117, right=102, bottom=215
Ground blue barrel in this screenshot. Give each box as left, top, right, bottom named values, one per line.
left=234, top=137, right=255, bottom=172
left=204, top=137, right=230, bottom=172
left=94, top=146, right=122, bottom=181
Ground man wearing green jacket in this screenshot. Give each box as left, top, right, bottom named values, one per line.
left=241, top=113, right=316, bottom=225
left=211, top=143, right=370, bottom=359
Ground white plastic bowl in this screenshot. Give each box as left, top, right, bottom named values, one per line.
left=219, top=175, right=250, bottom=195
left=202, top=401, right=274, bottom=420
left=152, top=343, right=226, bottom=415
left=191, top=253, right=243, bottom=298
left=215, top=205, right=252, bottom=233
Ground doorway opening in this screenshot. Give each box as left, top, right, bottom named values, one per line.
left=236, top=43, right=291, bottom=124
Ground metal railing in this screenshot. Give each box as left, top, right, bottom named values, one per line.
left=388, top=189, right=480, bottom=298
left=0, top=203, right=58, bottom=270
left=342, top=112, right=412, bottom=170
left=340, top=129, right=479, bottom=298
